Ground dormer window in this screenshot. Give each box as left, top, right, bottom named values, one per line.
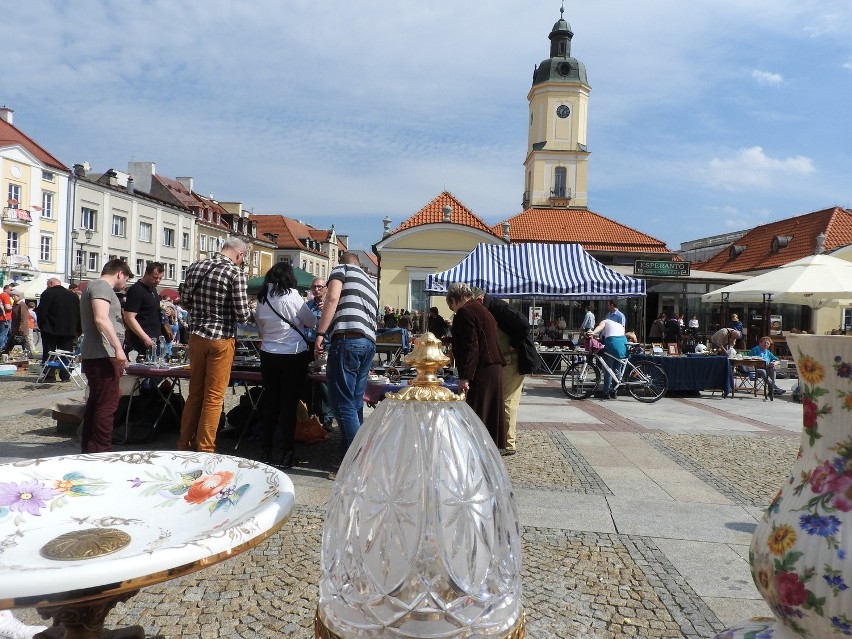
left=729, top=245, right=746, bottom=259
left=771, top=235, right=792, bottom=253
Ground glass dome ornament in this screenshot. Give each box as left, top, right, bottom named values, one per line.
left=316, top=332, right=525, bottom=639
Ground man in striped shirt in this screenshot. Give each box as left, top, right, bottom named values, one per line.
left=314, top=252, right=378, bottom=460
left=178, top=238, right=250, bottom=452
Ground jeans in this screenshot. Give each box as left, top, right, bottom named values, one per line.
left=0, top=321, right=9, bottom=352
left=602, top=336, right=628, bottom=395
left=81, top=357, right=123, bottom=452
left=178, top=334, right=235, bottom=452
left=326, top=336, right=375, bottom=455
left=755, top=366, right=779, bottom=391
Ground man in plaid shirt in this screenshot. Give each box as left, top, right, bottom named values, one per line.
left=177, top=238, right=250, bottom=452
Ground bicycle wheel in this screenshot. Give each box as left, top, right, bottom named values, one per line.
left=627, top=362, right=668, bottom=403
left=561, top=361, right=600, bottom=399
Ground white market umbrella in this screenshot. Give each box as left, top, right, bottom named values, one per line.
left=701, top=254, right=852, bottom=309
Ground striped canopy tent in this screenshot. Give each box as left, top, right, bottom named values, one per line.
left=424, top=243, right=646, bottom=299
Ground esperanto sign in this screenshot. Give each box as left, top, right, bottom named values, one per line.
left=633, top=260, right=691, bottom=277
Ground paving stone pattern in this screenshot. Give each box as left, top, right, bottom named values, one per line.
left=3, top=372, right=798, bottom=638
left=643, top=433, right=799, bottom=508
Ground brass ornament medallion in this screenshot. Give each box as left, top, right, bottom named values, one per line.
left=40, top=528, right=131, bottom=561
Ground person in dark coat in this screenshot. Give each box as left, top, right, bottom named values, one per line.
left=475, top=290, right=541, bottom=455
left=663, top=315, right=681, bottom=349
left=446, top=283, right=507, bottom=448
left=427, top=307, right=449, bottom=338
left=36, top=278, right=82, bottom=381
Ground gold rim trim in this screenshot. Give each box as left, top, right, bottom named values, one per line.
left=1, top=508, right=293, bottom=610
left=41, top=528, right=131, bottom=561
left=315, top=609, right=525, bottom=638
left=385, top=332, right=465, bottom=402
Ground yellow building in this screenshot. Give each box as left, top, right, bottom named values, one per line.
left=372, top=192, right=503, bottom=316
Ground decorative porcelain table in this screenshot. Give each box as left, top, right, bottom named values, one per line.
left=0, top=451, right=295, bottom=638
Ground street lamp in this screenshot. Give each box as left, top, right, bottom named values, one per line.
left=70, top=229, right=94, bottom=285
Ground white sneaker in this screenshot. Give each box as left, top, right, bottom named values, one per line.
left=0, top=610, right=48, bottom=639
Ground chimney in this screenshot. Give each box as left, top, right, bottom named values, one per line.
left=0, top=107, right=13, bottom=124
left=73, top=163, right=88, bottom=178
left=177, top=177, right=194, bottom=193
left=815, top=232, right=826, bottom=255
left=128, top=161, right=155, bottom=195
left=502, top=221, right=511, bottom=242
left=443, top=205, right=452, bottom=223
left=126, top=176, right=135, bottom=195
left=106, top=169, right=118, bottom=186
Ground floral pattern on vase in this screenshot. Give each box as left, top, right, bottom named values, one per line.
left=714, top=335, right=852, bottom=639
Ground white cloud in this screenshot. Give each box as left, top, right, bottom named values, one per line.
left=752, top=70, right=783, bottom=86
left=702, top=147, right=816, bottom=191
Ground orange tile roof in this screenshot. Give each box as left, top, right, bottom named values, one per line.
left=154, top=175, right=200, bottom=207
left=391, top=192, right=501, bottom=237
left=0, top=118, right=68, bottom=172
left=249, top=214, right=329, bottom=255
left=697, top=206, right=852, bottom=273
left=495, top=207, right=672, bottom=254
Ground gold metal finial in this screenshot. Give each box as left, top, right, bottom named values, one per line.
left=385, top=332, right=464, bottom=401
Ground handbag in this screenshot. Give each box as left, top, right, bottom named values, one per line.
left=263, top=301, right=315, bottom=361
left=585, top=336, right=605, bottom=354
left=161, top=321, right=174, bottom=342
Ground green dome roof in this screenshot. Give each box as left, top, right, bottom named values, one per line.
left=532, top=13, right=588, bottom=87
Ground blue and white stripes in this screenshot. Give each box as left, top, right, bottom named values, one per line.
left=424, top=243, right=646, bottom=299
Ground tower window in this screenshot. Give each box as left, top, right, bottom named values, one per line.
left=553, top=167, right=567, bottom=198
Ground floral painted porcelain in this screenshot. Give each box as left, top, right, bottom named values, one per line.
left=0, top=451, right=294, bottom=607
left=714, top=335, right=852, bottom=639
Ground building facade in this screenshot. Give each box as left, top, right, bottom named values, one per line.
left=249, top=214, right=343, bottom=279
left=68, top=165, right=196, bottom=287
left=0, top=107, right=70, bottom=296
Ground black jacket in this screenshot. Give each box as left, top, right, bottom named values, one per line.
left=36, top=285, right=82, bottom=337
left=481, top=295, right=542, bottom=374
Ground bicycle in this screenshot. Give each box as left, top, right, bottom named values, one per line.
left=561, top=346, right=669, bottom=403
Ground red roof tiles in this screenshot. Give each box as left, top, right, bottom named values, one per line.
left=698, top=206, right=852, bottom=273
left=249, top=214, right=331, bottom=256
left=496, top=207, right=672, bottom=254
left=391, top=192, right=501, bottom=237
left=0, top=118, right=68, bottom=172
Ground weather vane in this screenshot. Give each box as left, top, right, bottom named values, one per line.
left=560, top=0, right=565, bottom=18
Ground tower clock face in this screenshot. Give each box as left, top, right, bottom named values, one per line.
left=556, top=105, right=571, bottom=118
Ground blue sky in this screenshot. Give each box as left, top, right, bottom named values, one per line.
left=6, top=0, right=852, bottom=253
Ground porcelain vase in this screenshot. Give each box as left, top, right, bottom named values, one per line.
left=714, top=335, right=852, bottom=639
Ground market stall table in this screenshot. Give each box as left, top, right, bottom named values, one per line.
left=309, top=373, right=459, bottom=406
left=630, top=354, right=733, bottom=396
left=0, top=451, right=294, bottom=639
left=123, top=364, right=264, bottom=446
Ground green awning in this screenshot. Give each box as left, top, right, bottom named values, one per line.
left=247, top=266, right=315, bottom=296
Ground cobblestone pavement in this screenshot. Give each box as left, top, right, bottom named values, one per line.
left=2, top=371, right=801, bottom=638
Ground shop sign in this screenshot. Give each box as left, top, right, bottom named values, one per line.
left=633, top=260, right=691, bottom=277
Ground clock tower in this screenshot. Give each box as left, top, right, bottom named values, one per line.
left=523, top=7, right=590, bottom=210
